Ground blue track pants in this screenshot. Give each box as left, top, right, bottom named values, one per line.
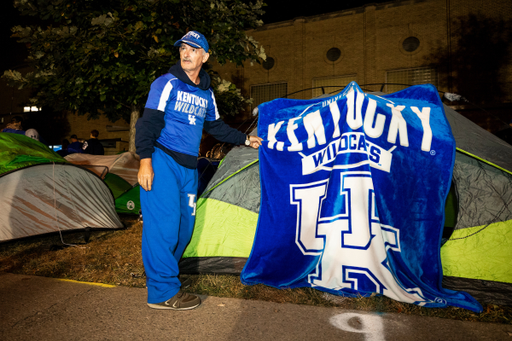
left=140, top=148, right=197, bottom=304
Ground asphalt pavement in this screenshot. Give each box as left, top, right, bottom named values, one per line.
left=1, top=272, right=511, bottom=341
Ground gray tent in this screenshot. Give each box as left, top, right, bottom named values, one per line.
left=0, top=133, right=124, bottom=242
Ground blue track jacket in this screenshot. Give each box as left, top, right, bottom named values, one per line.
left=136, top=63, right=246, bottom=168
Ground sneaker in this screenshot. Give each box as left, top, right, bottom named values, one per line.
left=147, top=291, right=201, bottom=310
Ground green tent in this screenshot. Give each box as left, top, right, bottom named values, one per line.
left=0, top=133, right=123, bottom=242
left=114, top=182, right=141, bottom=215
left=180, top=103, right=512, bottom=306
left=181, top=146, right=260, bottom=274
left=439, top=106, right=512, bottom=305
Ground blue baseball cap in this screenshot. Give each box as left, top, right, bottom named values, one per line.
left=174, top=31, right=209, bottom=52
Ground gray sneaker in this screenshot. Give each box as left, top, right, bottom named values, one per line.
left=147, top=291, right=201, bottom=310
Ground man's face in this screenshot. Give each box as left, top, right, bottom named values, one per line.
left=179, top=43, right=209, bottom=73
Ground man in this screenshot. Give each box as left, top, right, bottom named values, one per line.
left=2, top=116, right=24, bottom=134
left=135, top=31, right=262, bottom=310
left=56, top=139, right=70, bottom=157
left=82, top=129, right=105, bottom=155
left=68, top=134, right=84, bottom=154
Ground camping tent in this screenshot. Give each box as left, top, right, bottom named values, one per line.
left=0, top=133, right=124, bottom=242
left=65, top=152, right=140, bottom=185
left=439, top=105, right=512, bottom=305
left=65, top=153, right=220, bottom=214
left=181, top=146, right=260, bottom=274
left=65, top=153, right=141, bottom=215
left=180, top=97, right=512, bottom=306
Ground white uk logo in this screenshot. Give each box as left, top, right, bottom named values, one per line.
left=188, top=114, right=196, bottom=125
left=188, top=194, right=196, bottom=216
left=290, top=171, right=431, bottom=304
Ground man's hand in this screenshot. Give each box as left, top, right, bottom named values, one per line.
left=138, top=158, right=154, bottom=191
left=248, top=135, right=263, bottom=149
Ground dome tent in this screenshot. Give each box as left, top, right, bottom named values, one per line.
left=64, top=152, right=140, bottom=186
left=65, top=152, right=141, bottom=215
left=179, top=90, right=512, bottom=306
left=0, top=133, right=123, bottom=242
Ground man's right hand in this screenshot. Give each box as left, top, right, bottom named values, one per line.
left=138, top=158, right=154, bottom=191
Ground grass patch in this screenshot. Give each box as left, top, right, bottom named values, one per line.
left=1, top=216, right=510, bottom=324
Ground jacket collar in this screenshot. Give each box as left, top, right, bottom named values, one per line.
left=168, top=62, right=211, bottom=90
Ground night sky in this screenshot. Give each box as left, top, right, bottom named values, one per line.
left=1, top=2, right=26, bottom=69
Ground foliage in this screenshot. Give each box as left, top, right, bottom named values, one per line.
left=427, top=14, right=512, bottom=106
left=3, top=0, right=266, bottom=122
left=210, top=75, right=253, bottom=117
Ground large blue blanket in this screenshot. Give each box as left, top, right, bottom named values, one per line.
left=241, top=82, right=482, bottom=312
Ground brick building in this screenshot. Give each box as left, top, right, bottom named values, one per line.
left=215, top=0, right=512, bottom=132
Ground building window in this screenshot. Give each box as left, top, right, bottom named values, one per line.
left=326, top=48, right=342, bottom=62
left=312, top=75, right=357, bottom=98
left=262, top=57, right=275, bottom=70
left=251, top=82, right=287, bottom=108
left=402, top=37, right=420, bottom=52
left=23, top=106, right=41, bottom=112
left=386, top=67, right=437, bottom=93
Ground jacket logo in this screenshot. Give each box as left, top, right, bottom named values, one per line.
left=188, top=115, right=196, bottom=125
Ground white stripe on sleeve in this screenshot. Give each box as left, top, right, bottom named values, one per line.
left=157, top=80, right=174, bottom=112
left=210, top=89, right=220, bottom=120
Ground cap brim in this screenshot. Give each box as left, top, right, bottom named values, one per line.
left=174, top=39, right=202, bottom=49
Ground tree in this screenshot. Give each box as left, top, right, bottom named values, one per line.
left=425, top=14, right=511, bottom=132
left=3, top=0, right=266, bottom=152
left=445, top=14, right=511, bottom=105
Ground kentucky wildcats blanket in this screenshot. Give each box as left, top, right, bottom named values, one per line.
left=241, top=82, right=482, bottom=312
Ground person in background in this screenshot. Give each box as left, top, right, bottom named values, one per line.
left=25, top=128, right=40, bottom=141
left=2, top=116, right=48, bottom=145
left=24, top=127, right=49, bottom=146
left=2, top=116, right=25, bottom=134
left=82, top=129, right=104, bottom=155
left=56, top=139, right=70, bottom=157
left=68, top=134, right=84, bottom=154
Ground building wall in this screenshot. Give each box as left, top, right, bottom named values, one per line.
left=214, top=0, right=512, bottom=131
